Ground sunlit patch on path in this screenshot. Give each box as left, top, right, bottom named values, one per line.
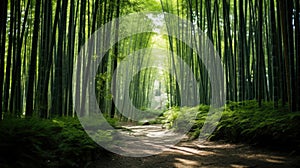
left=90, top=125, right=300, bottom=168
left=109, top=124, right=188, bottom=156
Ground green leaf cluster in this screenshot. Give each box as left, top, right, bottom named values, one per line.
left=162, top=101, right=300, bottom=151
left=0, top=118, right=111, bottom=168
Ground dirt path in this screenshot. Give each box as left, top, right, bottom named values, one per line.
left=89, top=125, right=300, bottom=168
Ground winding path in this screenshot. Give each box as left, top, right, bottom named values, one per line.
left=90, top=125, right=300, bottom=168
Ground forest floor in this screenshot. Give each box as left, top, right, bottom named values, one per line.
left=90, top=125, right=300, bottom=168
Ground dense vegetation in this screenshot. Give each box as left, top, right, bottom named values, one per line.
left=0, top=0, right=299, bottom=119
left=0, top=0, right=299, bottom=167
left=162, top=101, right=300, bottom=151
left=0, top=117, right=116, bottom=167
left=1, top=102, right=299, bottom=167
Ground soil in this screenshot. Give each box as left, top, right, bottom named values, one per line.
left=89, top=125, right=300, bottom=168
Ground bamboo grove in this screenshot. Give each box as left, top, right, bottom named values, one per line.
left=0, top=0, right=299, bottom=120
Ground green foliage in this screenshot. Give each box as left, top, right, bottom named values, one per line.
left=162, top=105, right=209, bottom=130
left=213, top=101, right=300, bottom=150
left=161, top=107, right=180, bottom=128
left=122, top=0, right=161, bottom=13
left=137, top=109, right=163, bottom=120
left=105, top=116, right=120, bottom=127
left=162, top=101, right=300, bottom=150
left=0, top=117, right=110, bottom=168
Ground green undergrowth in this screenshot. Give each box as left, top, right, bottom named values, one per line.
left=118, top=109, right=164, bottom=125
left=162, top=100, right=300, bottom=151
left=0, top=117, right=114, bottom=168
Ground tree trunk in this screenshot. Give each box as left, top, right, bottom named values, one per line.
left=0, top=0, right=8, bottom=120
left=26, top=0, right=41, bottom=117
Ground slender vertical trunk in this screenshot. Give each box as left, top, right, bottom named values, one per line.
left=12, top=0, right=31, bottom=116
left=60, top=0, right=68, bottom=115
left=66, top=0, right=76, bottom=116
left=270, top=0, right=279, bottom=108
left=238, top=0, right=245, bottom=101
left=295, top=0, right=300, bottom=111
left=77, top=0, right=86, bottom=116
left=54, top=0, right=68, bottom=117
left=110, top=0, right=120, bottom=118
left=257, top=0, right=263, bottom=107
left=26, top=0, right=41, bottom=117
left=0, top=0, right=8, bottom=120
left=276, top=1, right=286, bottom=106
left=278, top=0, right=295, bottom=111
left=233, top=0, right=238, bottom=102
left=4, top=0, right=15, bottom=115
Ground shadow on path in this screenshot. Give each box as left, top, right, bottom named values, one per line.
left=90, top=125, right=300, bottom=168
